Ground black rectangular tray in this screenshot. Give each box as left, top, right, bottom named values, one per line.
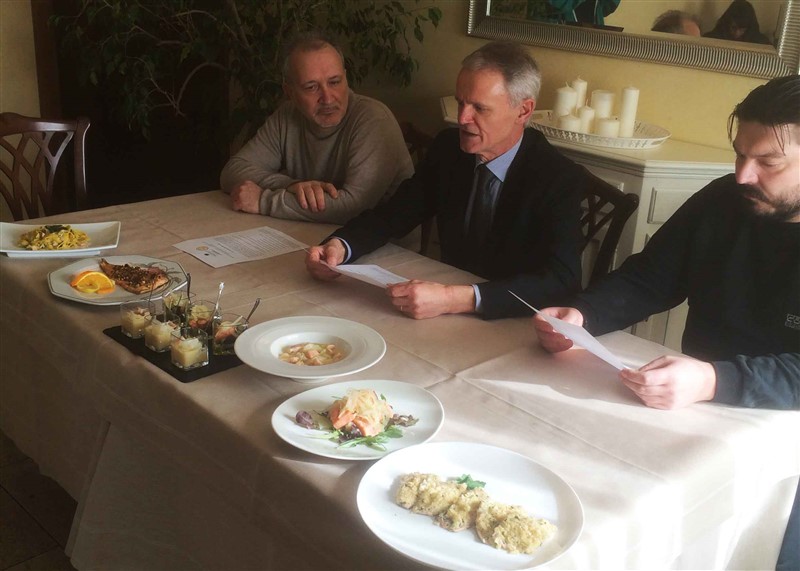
left=104, top=326, right=242, bottom=383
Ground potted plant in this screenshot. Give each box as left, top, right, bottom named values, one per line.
left=55, top=0, right=442, bottom=142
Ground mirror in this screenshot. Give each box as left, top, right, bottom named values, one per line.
left=467, top=0, right=800, bottom=79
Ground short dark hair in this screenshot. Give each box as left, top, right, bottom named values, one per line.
left=652, top=10, right=699, bottom=34
left=281, top=30, right=345, bottom=83
left=461, top=41, right=541, bottom=103
left=728, top=75, right=800, bottom=149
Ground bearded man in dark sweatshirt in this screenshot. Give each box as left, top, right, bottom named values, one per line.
left=533, top=74, right=800, bottom=570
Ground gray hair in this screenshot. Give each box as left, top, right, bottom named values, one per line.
left=461, top=41, right=541, bottom=104
left=281, top=30, right=345, bottom=83
left=651, top=10, right=700, bottom=34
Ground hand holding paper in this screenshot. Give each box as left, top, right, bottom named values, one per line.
left=509, top=291, right=626, bottom=370
left=326, top=263, right=408, bottom=289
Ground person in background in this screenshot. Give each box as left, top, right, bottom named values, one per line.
left=651, top=10, right=702, bottom=37
left=220, top=31, right=413, bottom=224
left=306, top=41, right=587, bottom=320
left=704, top=0, right=771, bottom=44
left=532, top=75, right=800, bottom=570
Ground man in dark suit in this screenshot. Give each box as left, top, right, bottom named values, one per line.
left=305, top=41, right=587, bottom=320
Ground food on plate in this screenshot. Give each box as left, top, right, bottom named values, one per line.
left=294, top=388, right=418, bottom=449
left=437, top=487, right=490, bottom=532
left=17, top=224, right=89, bottom=250
left=144, top=318, right=179, bottom=352
left=475, top=500, right=557, bottom=554
left=121, top=306, right=152, bottom=338
left=395, top=472, right=468, bottom=516
left=279, top=342, right=346, bottom=366
left=394, top=472, right=557, bottom=554
left=70, top=270, right=116, bottom=294
left=98, top=258, right=169, bottom=294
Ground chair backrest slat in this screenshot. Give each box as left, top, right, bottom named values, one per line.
left=579, top=167, right=639, bottom=285
left=399, top=121, right=436, bottom=256
left=0, top=112, right=90, bottom=221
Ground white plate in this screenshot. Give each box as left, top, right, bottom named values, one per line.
left=47, top=255, right=187, bottom=306
left=1, top=222, right=121, bottom=257
left=357, top=442, right=584, bottom=570
left=235, top=316, right=386, bottom=383
left=271, top=380, right=444, bottom=460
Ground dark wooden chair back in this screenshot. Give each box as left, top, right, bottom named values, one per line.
left=580, top=167, right=639, bottom=285
left=399, top=121, right=436, bottom=256
left=0, top=112, right=90, bottom=220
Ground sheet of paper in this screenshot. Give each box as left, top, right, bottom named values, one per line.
left=174, top=226, right=307, bottom=268
left=328, top=264, right=408, bottom=288
left=508, top=290, right=626, bottom=370
left=537, top=312, right=626, bottom=370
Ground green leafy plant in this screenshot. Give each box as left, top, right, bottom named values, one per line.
left=55, top=0, right=442, bottom=140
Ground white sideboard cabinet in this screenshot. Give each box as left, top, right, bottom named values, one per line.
left=550, top=138, right=735, bottom=350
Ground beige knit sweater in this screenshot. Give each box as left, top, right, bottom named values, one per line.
left=220, top=91, right=413, bottom=224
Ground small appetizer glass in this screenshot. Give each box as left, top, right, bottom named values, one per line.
left=170, top=327, right=209, bottom=370
left=212, top=313, right=249, bottom=356
left=185, top=299, right=218, bottom=334
left=120, top=300, right=153, bottom=339
left=163, top=290, right=195, bottom=325
left=144, top=302, right=179, bottom=353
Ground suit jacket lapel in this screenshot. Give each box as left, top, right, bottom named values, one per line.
left=448, top=150, right=477, bottom=238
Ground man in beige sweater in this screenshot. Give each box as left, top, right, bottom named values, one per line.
left=220, top=31, right=413, bottom=224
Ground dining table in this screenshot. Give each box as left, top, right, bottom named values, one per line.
left=1, top=190, right=798, bottom=570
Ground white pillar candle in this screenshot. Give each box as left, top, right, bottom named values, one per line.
left=571, top=77, right=588, bottom=109
left=553, top=85, right=578, bottom=117
left=557, top=114, right=581, bottom=132
left=595, top=117, right=621, bottom=137
left=590, top=90, right=615, bottom=119
left=618, top=86, right=640, bottom=138
left=577, top=105, right=595, bottom=134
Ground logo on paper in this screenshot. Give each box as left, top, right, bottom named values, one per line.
left=785, top=314, right=800, bottom=330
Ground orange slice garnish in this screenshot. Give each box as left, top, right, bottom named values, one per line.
left=70, top=270, right=115, bottom=294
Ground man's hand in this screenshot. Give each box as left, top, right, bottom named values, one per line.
left=619, top=355, right=717, bottom=410
left=533, top=307, right=584, bottom=353
left=287, top=180, right=339, bottom=211
left=231, top=180, right=264, bottom=213
left=386, top=281, right=476, bottom=319
left=305, top=239, right=346, bottom=281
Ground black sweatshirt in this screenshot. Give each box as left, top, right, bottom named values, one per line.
left=573, top=174, right=800, bottom=410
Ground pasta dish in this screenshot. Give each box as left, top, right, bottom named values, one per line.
left=17, top=225, right=89, bottom=250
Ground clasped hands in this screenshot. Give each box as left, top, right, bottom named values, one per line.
left=231, top=179, right=339, bottom=213
left=305, top=239, right=476, bottom=319
left=533, top=307, right=717, bottom=410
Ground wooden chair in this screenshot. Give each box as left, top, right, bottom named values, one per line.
left=399, top=121, right=435, bottom=256
left=580, top=167, right=639, bottom=285
left=0, top=112, right=90, bottom=220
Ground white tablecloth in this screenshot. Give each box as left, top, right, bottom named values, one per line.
left=1, top=191, right=797, bottom=570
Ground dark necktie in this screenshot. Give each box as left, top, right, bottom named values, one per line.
left=466, top=163, right=500, bottom=246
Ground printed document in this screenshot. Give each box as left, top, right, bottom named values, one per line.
left=174, top=226, right=307, bottom=268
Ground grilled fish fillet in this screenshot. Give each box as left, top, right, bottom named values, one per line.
left=99, top=258, right=169, bottom=294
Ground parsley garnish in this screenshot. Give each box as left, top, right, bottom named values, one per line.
left=456, top=474, right=486, bottom=489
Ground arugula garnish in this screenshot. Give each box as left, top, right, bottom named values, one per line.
left=456, top=474, right=486, bottom=490
left=334, top=424, right=404, bottom=450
